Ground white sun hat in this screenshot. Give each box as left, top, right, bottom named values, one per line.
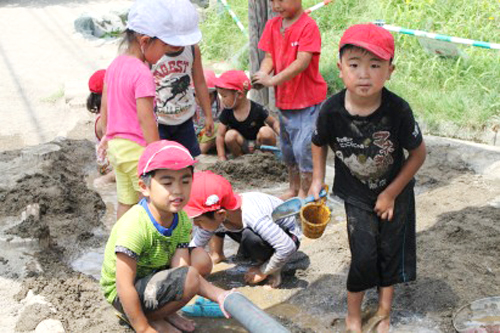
left=127, top=0, right=202, bottom=46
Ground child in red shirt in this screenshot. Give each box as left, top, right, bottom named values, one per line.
left=253, top=0, right=327, bottom=200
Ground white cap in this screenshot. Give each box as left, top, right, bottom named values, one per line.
left=127, top=0, right=202, bottom=46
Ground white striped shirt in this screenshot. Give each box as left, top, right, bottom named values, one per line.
left=190, top=192, right=302, bottom=274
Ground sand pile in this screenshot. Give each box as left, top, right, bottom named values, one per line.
left=207, top=150, right=287, bottom=190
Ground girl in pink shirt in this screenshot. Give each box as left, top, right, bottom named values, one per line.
left=99, top=0, right=201, bottom=220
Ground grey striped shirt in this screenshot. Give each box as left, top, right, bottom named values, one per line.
left=190, top=192, right=302, bottom=274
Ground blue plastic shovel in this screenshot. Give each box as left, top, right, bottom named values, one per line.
left=272, top=188, right=327, bottom=221
left=259, top=145, right=282, bottom=159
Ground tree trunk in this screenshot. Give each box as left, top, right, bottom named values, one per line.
left=248, top=0, right=277, bottom=109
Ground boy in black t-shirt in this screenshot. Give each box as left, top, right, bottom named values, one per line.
left=309, top=24, right=426, bottom=333
left=215, top=70, right=280, bottom=161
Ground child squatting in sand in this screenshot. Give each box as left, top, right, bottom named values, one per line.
left=215, top=70, right=280, bottom=161
left=185, top=171, right=302, bottom=288
left=309, top=24, right=426, bottom=332
left=100, top=140, right=232, bottom=333
left=86, top=69, right=115, bottom=187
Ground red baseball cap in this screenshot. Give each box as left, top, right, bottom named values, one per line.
left=339, top=23, right=395, bottom=61
left=204, top=69, right=217, bottom=91
left=137, top=140, right=197, bottom=176
left=215, top=70, right=252, bottom=92
left=184, top=171, right=242, bottom=218
left=88, top=69, right=106, bottom=94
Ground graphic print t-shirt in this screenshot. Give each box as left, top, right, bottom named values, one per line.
left=152, top=47, right=195, bottom=126
left=311, top=88, right=423, bottom=210
left=218, top=101, right=269, bottom=140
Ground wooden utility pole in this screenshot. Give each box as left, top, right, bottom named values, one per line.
left=248, top=0, right=276, bottom=108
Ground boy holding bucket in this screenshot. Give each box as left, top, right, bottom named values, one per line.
left=185, top=171, right=301, bottom=288
left=309, top=24, right=426, bottom=332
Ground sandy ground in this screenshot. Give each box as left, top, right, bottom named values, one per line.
left=0, top=134, right=499, bottom=333
left=1, top=1, right=500, bottom=333
left=0, top=0, right=132, bottom=151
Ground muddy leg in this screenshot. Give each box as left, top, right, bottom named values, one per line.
left=199, top=141, right=215, bottom=155
left=146, top=267, right=200, bottom=332
left=165, top=313, right=195, bottom=333
left=280, top=165, right=300, bottom=200
left=256, top=126, right=277, bottom=147
left=150, top=319, right=181, bottom=333
left=189, top=247, right=213, bottom=277
left=224, top=129, right=245, bottom=157
left=346, top=290, right=364, bottom=332
left=208, top=235, right=226, bottom=264
left=298, top=171, right=313, bottom=199
left=374, top=286, right=393, bottom=333
left=265, top=269, right=282, bottom=289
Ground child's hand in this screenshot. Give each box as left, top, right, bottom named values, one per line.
left=252, top=72, right=273, bottom=88
left=308, top=181, right=324, bottom=201
left=247, top=140, right=256, bottom=153
left=96, top=137, right=109, bottom=162
left=374, top=191, right=395, bottom=221
left=244, top=267, right=268, bottom=285
left=204, top=119, right=214, bottom=137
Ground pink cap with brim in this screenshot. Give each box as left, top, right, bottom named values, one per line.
left=184, top=171, right=242, bottom=218
left=214, top=70, right=252, bottom=92
left=339, top=23, right=395, bottom=61
left=137, top=140, right=197, bottom=177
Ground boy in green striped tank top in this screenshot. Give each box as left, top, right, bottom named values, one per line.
left=100, top=140, right=231, bottom=333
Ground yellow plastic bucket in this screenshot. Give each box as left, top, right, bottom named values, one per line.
left=300, top=201, right=331, bottom=239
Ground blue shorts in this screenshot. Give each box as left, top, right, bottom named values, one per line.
left=158, top=118, right=201, bottom=157
left=279, top=104, right=320, bottom=172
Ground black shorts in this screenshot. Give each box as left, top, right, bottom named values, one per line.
left=158, top=118, right=201, bottom=157
left=215, top=227, right=300, bottom=263
left=345, top=184, right=416, bottom=292
left=113, top=266, right=189, bottom=315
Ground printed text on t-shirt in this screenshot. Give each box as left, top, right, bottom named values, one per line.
left=154, top=60, right=190, bottom=79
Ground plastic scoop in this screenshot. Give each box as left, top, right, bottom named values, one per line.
left=259, top=145, right=282, bottom=159
left=272, top=188, right=327, bottom=221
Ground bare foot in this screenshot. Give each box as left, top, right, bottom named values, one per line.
left=150, top=319, right=181, bottom=333
left=165, top=312, right=195, bottom=332
left=93, top=171, right=115, bottom=187
left=210, top=253, right=226, bottom=264
left=362, top=314, right=389, bottom=333
left=279, top=189, right=298, bottom=201
left=265, top=270, right=282, bottom=289
left=375, top=315, right=390, bottom=333
left=345, top=315, right=362, bottom=333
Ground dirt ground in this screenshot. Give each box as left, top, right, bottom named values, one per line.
left=0, top=136, right=499, bottom=333
left=1, top=1, right=500, bottom=332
